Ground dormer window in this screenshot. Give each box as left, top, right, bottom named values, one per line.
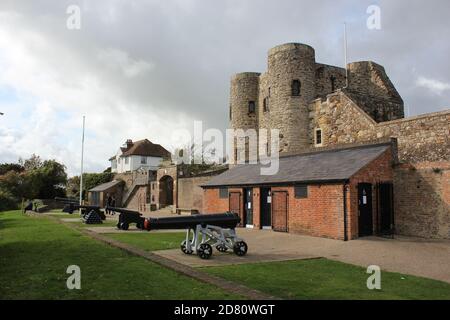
left=248, top=101, right=256, bottom=114
left=292, top=80, right=301, bottom=96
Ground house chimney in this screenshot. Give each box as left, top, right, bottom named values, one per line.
left=125, top=139, right=133, bottom=149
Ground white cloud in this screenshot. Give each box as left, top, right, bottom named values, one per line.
left=97, top=48, right=154, bottom=78
left=416, top=76, right=450, bottom=95
left=0, top=10, right=194, bottom=176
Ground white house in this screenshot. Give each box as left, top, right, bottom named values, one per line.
left=110, top=139, right=171, bottom=174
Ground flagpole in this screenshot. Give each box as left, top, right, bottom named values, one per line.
left=344, top=22, right=349, bottom=88
left=79, top=116, right=85, bottom=207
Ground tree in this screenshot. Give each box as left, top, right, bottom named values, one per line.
left=36, top=160, right=68, bottom=198
left=0, top=156, right=68, bottom=204
left=0, top=163, right=24, bottom=175
left=19, top=154, right=43, bottom=171
left=67, top=172, right=113, bottom=200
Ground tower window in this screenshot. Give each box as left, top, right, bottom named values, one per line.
left=315, top=128, right=323, bottom=146
left=330, top=76, right=336, bottom=92
left=248, top=101, right=256, bottom=114
left=229, top=104, right=232, bottom=120
left=263, top=97, right=269, bottom=112
left=292, top=80, right=301, bottom=96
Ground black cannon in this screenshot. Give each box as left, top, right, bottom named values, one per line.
left=107, top=207, right=145, bottom=230
left=109, top=207, right=248, bottom=260
left=55, top=198, right=106, bottom=223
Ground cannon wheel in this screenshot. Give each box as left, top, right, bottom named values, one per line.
left=233, top=241, right=248, bottom=256
left=118, top=222, right=129, bottom=230
left=216, top=244, right=228, bottom=253
left=197, top=243, right=213, bottom=260
left=116, top=222, right=121, bottom=229
left=180, top=240, right=193, bottom=255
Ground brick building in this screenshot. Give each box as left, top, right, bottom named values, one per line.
left=203, top=142, right=395, bottom=240
left=205, top=42, right=449, bottom=240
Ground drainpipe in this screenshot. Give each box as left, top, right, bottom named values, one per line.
left=343, top=182, right=349, bottom=241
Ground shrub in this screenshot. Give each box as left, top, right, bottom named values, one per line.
left=0, top=189, right=18, bottom=211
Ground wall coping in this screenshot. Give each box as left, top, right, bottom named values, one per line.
left=377, top=109, right=450, bottom=126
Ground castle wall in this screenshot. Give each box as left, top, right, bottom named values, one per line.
left=311, top=91, right=450, bottom=239
left=311, top=92, right=450, bottom=163
left=347, top=61, right=404, bottom=121
left=315, top=63, right=346, bottom=99
left=177, top=175, right=213, bottom=212
left=394, top=162, right=450, bottom=239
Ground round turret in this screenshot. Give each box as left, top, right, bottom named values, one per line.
left=229, top=72, right=260, bottom=131
left=263, top=43, right=316, bottom=154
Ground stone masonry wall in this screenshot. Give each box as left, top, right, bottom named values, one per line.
left=178, top=176, right=213, bottom=212
left=311, top=91, right=450, bottom=163
left=394, top=162, right=450, bottom=239
left=315, top=63, right=346, bottom=99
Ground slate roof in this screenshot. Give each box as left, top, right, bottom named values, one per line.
left=89, top=180, right=123, bottom=192
left=202, top=143, right=391, bottom=188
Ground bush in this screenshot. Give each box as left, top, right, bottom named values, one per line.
left=0, top=189, right=18, bottom=211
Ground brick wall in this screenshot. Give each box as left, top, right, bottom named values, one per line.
left=203, top=188, right=231, bottom=213
left=348, top=149, right=394, bottom=239
left=271, top=185, right=345, bottom=239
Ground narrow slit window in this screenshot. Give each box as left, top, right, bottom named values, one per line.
left=330, top=76, right=336, bottom=92
left=292, top=80, right=301, bottom=96
left=248, top=101, right=256, bottom=114
left=263, top=97, right=269, bottom=112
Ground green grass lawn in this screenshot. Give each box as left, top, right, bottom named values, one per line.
left=203, top=259, right=450, bottom=300
left=105, top=232, right=186, bottom=251
left=0, top=210, right=239, bottom=300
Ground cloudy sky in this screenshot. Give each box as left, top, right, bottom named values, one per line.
left=0, top=0, right=449, bottom=176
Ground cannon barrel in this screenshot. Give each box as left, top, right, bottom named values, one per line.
left=143, top=212, right=240, bottom=231
left=55, top=197, right=78, bottom=204
left=63, top=203, right=101, bottom=214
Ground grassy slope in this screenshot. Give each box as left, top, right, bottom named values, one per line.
left=105, top=232, right=186, bottom=251
left=0, top=211, right=238, bottom=300
left=204, top=259, right=450, bottom=300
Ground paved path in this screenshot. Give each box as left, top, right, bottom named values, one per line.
left=155, top=229, right=450, bottom=283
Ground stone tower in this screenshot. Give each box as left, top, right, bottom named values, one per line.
left=229, top=42, right=405, bottom=161
left=229, top=72, right=260, bottom=162
left=263, top=43, right=316, bottom=154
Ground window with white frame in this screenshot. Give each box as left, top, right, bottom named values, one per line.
left=125, top=157, right=129, bottom=164
left=315, top=128, right=323, bottom=146
left=141, top=156, right=147, bottom=164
